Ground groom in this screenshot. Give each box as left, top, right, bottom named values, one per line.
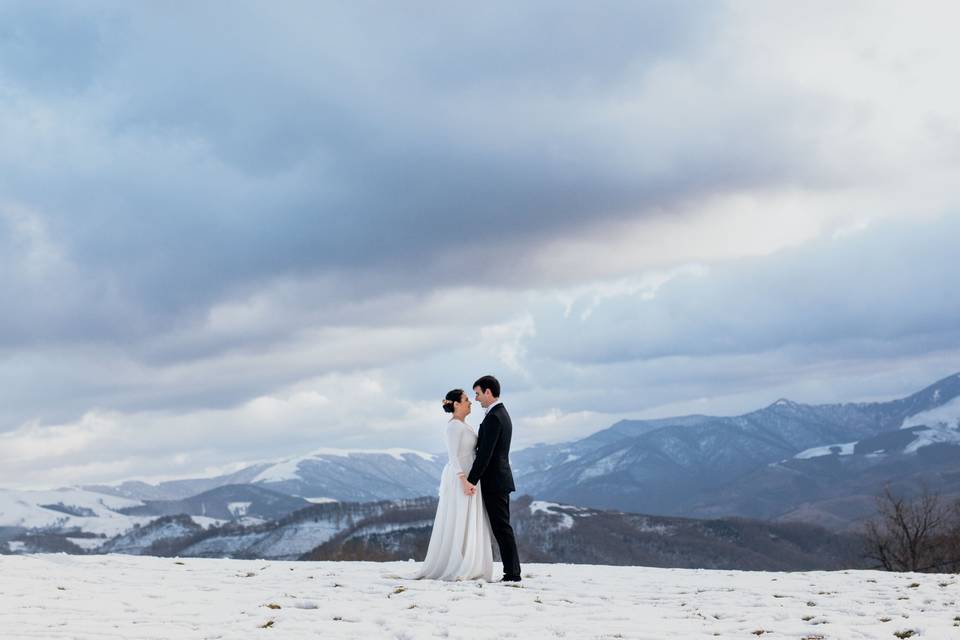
left=465, top=375, right=522, bottom=582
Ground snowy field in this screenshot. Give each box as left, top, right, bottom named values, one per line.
left=1, top=555, right=957, bottom=639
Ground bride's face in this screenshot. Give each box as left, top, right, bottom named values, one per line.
left=456, top=394, right=471, bottom=416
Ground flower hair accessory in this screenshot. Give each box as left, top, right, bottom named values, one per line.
left=442, top=399, right=454, bottom=406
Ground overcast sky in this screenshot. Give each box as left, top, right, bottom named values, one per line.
left=2, top=1, right=959, bottom=489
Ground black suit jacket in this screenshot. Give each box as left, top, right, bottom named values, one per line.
left=466, top=403, right=516, bottom=493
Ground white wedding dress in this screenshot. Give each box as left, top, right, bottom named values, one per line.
left=416, top=418, right=494, bottom=581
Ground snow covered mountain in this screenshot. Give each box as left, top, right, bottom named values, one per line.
left=686, top=404, right=960, bottom=530
left=3, top=489, right=867, bottom=572
left=17, top=371, right=960, bottom=548
left=34, top=494, right=863, bottom=571
left=98, top=498, right=435, bottom=561
left=0, top=487, right=151, bottom=537
left=246, top=448, right=443, bottom=502
left=512, top=371, right=960, bottom=524
left=117, top=484, right=313, bottom=523
left=0, top=487, right=157, bottom=554
left=85, top=448, right=444, bottom=503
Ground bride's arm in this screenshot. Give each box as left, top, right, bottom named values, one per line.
left=446, top=423, right=475, bottom=495
left=445, top=423, right=465, bottom=477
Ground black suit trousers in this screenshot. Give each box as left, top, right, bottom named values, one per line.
left=482, top=488, right=521, bottom=578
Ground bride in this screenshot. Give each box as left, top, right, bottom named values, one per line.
left=415, top=388, right=494, bottom=581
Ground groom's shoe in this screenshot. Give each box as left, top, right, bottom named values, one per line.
left=499, top=575, right=522, bottom=583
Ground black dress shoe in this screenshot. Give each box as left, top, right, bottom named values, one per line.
left=499, top=575, right=522, bottom=582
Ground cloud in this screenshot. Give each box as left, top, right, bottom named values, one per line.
left=527, top=214, right=960, bottom=365
left=0, top=370, right=432, bottom=488
left=0, top=2, right=958, bottom=486
left=0, top=0, right=911, bottom=333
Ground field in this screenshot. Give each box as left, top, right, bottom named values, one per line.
left=1, top=555, right=957, bottom=639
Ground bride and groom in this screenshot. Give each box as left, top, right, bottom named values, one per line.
left=416, top=375, right=522, bottom=583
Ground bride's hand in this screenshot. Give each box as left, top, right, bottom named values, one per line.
left=459, top=475, right=476, bottom=496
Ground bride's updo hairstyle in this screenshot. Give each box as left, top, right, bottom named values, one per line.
left=442, top=389, right=464, bottom=414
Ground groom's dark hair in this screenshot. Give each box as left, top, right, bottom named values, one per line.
left=473, top=375, right=500, bottom=398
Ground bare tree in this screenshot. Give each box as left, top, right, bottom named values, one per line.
left=862, top=483, right=960, bottom=573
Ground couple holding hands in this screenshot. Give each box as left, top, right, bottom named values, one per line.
left=416, top=375, right=522, bottom=583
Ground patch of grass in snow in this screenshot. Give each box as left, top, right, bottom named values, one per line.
left=258, top=620, right=274, bottom=629
left=801, top=615, right=814, bottom=621
left=391, top=586, right=407, bottom=595
left=751, top=630, right=768, bottom=635
left=879, top=617, right=892, bottom=622
left=265, top=603, right=281, bottom=610
left=893, top=630, right=916, bottom=638
left=801, top=635, right=825, bottom=640
left=908, top=582, right=920, bottom=588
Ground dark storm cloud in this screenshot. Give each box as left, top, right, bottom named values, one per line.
left=0, top=0, right=842, bottom=352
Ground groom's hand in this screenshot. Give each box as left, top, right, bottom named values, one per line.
left=459, top=476, right=476, bottom=496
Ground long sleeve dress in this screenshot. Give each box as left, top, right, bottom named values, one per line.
left=415, top=418, right=494, bottom=581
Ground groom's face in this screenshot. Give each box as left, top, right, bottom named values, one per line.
left=474, top=386, right=493, bottom=408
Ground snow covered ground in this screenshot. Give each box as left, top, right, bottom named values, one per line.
left=1, top=555, right=957, bottom=639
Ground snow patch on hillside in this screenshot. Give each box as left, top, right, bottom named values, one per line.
left=228, top=502, right=252, bottom=517
left=904, top=423, right=960, bottom=454
left=252, top=457, right=307, bottom=483
left=191, top=516, right=228, bottom=529
left=529, top=501, right=574, bottom=529
left=901, top=395, right=960, bottom=429
left=793, top=441, right=856, bottom=459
